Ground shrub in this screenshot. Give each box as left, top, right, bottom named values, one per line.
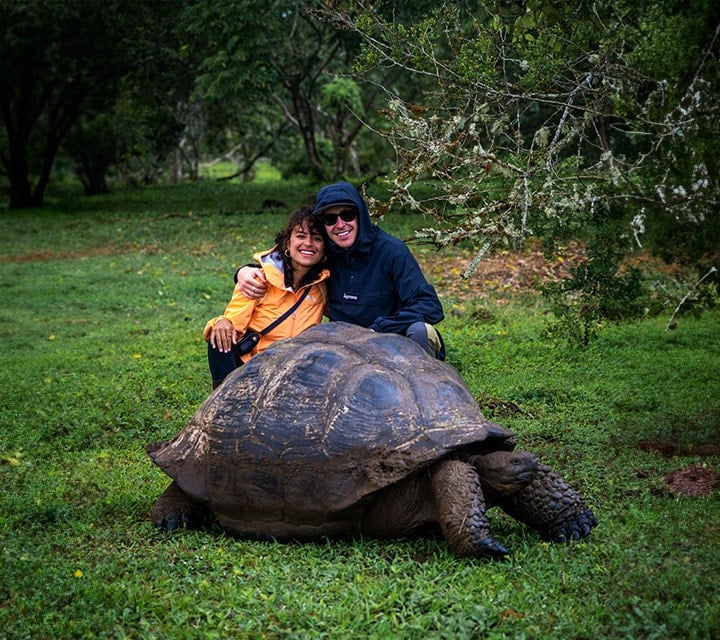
left=541, top=240, right=647, bottom=346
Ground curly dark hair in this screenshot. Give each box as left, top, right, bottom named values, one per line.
left=274, top=205, right=326, bottom=289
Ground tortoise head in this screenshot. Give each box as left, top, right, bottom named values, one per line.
left=468, top=449, right=538, bottom=495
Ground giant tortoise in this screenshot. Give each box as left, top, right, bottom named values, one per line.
left=148, top=322, right=597, bottom=558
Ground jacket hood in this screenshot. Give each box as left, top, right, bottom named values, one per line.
left=315, top=181, right=377, bottom=257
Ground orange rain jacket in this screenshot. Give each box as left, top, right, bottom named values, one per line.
left=203, top=247, right=329, bottom=363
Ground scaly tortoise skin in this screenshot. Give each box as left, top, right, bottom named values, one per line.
left=148, top=322, right=597, bottom=558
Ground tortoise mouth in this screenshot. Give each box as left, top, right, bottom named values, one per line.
left=515, top=469, right=536, bottom=483
left=486, top=469, right=537, bottom=494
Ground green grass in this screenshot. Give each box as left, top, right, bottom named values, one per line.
left=1, top=180, right=718, bottom=639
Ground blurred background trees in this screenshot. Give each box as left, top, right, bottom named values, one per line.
left=0, top=0, right=192, bottom=206
left=1, top=0, right=718, bottom=282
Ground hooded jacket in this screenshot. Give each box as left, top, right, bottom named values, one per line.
left=205, top=247, right=329, bottom=362
left=314, top=181, right=443, bottom=335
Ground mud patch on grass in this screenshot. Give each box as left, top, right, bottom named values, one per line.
left=637, top=439, right=720, bottom=458
left=664, top=464, right=719, bottom=497
left=0, top=244, right=141, bottom=263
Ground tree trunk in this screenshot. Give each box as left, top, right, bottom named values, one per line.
left=7, top=152, right=36, bottom=209
left=77, top=165, right=109, bottom=195
left=286, top=88, right=326, bottom=182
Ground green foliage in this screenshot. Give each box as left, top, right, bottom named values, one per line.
left=321, top=77, right=363, bottom=114
left=332, top=0, right=720, bottom=277
left=0, top=183, right=718, bottom=639
left=541, top=240, right=648, bottom=346
left=180, top=0, right=386, bottom=182
left=625, top=0, right=716, bottom=79
left=179, top=0, right=276, bottom=101
left=644, top=203, right=720, bottom=273
left=63, top=113, right=117, bottom=195
left=271, top=134, right=334, bottom=181
left=648, top=267, right=719, bottom=330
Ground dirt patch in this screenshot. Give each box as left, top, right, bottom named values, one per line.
left=416, top=241, right=585, bottom=302
left=637, top=439, right=720, bottom=458
left=664, top=464, right=719, bottom=497
left=417, top=241, right=684, bottom=303
left=638, top=439, right=720, bottom=497
left=0, top=244, right=139, bottom=263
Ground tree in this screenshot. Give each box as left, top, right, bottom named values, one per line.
left=322, top=0, right=720, bottom=271
left=0, top=0, right=189, bottom=208
left=63, top=112, right=117, bottom=195
left=180, top=0, right=396, bottom=182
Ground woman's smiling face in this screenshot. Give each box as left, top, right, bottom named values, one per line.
left=288, top=220, right=324, bottom=270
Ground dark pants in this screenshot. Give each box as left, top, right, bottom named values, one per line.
left=208, top=342, right=244, bottom=389
left=405, top=321, right=446, bottom=360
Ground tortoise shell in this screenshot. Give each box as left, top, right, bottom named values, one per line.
left=147, top=322, right=516, bottom=539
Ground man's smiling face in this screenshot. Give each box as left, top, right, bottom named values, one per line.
left=320, top=206, right=358, bottom=250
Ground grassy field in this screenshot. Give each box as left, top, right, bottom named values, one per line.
left=0, top=178, right=718, bottom=639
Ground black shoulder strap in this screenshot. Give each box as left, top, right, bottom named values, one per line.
left=257, top=287, right=311, bottom=337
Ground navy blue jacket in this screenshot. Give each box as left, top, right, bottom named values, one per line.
left=315, top=182, right=444, bottom=335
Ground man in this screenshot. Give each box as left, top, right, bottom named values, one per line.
left=236, top=181, right=445, bottom=359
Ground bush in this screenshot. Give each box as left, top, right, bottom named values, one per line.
left=541, top=239, right=648, bottom=346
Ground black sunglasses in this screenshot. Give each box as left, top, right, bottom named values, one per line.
left=318, top=207, right=357, bottom=226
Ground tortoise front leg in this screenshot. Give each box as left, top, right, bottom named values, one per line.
left=496, top=463, right=598, bottom=542
left=430, top=459, right=509, bottom=559
left=151, top=481, right=210, bottom=532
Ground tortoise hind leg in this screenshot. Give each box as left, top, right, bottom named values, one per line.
left=151, top=481, right=210, bottom=532
left=430, top=459, right=509, bottom=559
left=496, top=463, right=598, bottom=542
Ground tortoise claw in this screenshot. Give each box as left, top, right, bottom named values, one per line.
left=478, top=536, right=510, bottom=559
left=160, top=514, right=179, bottom=532
left=156, top=511, right=203, bottom=532
left=151, top=482, right=208, bottom=533
left=548, top=509, right=598, bottom=543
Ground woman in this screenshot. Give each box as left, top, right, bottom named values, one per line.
left=204, top=206, right=329, bottom=388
